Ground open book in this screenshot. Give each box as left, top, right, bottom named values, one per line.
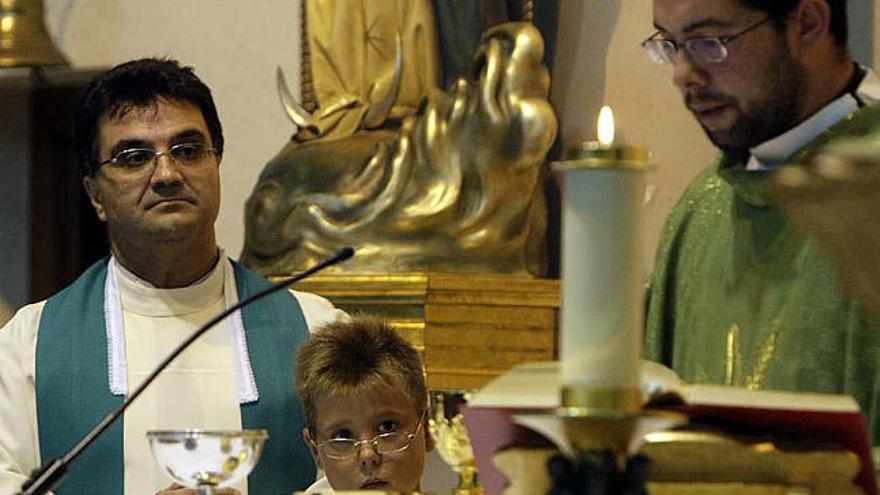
left=463, top=361, right=876, bottom=495
left=467, top=360, right=861, bottom=410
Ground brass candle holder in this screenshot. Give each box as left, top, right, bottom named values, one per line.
left=557, top=141, right=651, bottom=171
left=558, top=385, right=644, bottom=454
left=550, top=386, right=686, bottom=495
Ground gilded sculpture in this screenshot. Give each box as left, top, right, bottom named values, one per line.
left=241, top=1, right=557, bottom=277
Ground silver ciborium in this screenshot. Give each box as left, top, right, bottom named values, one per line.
left=429, top=391, right=484, bottom=495
left=146, top=429, right=268, bottom=495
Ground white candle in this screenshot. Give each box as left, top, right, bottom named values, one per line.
left=555, top=107, right=648, bottom=396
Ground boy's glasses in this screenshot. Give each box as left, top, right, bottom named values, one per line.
left=98, top=142, right=219, bottom=170
left=316, top=411, right=426, bottom=460
left=642, top=16, right=774, bottom=65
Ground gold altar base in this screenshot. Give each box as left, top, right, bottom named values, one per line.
left=642, top=429, right=864, bottom=495
left=286, top=272, right=560, bottom=389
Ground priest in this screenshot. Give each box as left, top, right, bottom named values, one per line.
left=643, top=0, right=880, bottom=456
left=0, top=58, right=344, bottom=494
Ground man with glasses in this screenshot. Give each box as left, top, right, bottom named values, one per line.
left=0, top=58, right=344, bottom=494
left=643, top=0, right=880, bottom=455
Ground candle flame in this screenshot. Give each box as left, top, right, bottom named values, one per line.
left=597, top=105, right=615, bottom=147
left=0, top=15, right=13, bottom=34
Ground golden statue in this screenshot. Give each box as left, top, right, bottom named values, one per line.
left=280, top=0, right=440, bottom=141
left=243, top=6, right=559, bottom=493
left=241, top=1, right=557, bottom=277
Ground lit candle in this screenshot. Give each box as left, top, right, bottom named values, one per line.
left=597, top=105, right=615, bottom=146
left=554, top=106, right=648, bottom=412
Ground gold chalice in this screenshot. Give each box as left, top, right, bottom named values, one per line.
left=429, top=391, right=484, bottom=495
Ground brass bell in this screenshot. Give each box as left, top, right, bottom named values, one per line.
left=0, top=0, right=68, bottom=68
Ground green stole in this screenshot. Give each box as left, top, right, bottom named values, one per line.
left=36, top=258, right=315, bottom=494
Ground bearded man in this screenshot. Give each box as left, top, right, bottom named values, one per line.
left=643, top=0, right=880, bottom=455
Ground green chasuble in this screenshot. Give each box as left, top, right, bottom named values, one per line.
left=35, top=258, right=315, bottom=494
left=645, top=104, right=880, bottom=453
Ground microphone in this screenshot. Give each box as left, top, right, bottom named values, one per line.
left=18, top=247, right=355, bottom=495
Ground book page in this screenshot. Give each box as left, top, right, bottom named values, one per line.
left=469, top=360, right=860, bottom=414
left=682, top=384, right=859, bottom=412
left=468, top=361, right=559, bottom=408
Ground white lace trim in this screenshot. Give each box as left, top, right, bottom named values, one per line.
left=224, top=258, right=259, bottom=403
left=105, top=258, right=128, bottom=395
left=104, top=255, right=258, bottom=404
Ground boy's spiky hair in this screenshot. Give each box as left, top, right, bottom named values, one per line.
left=296, top=316, right=426, bottom=430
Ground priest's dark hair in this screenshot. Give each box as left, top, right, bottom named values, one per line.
left=738, top=0, right=847, bottom=48
left=74, top=57, right=224, bottom=178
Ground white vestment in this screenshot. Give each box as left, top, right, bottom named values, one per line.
left=0, top=255, right=343, bottom=495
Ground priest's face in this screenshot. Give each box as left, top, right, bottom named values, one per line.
left=653, top=0, right=807, bottom=152
left=83, top=97, right=221, bottom=251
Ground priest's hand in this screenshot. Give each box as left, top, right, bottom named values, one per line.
left=157, top=483, right=240, bottom=494
left=767, top=140, right=880, bottom=323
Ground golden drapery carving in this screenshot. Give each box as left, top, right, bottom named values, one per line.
left=243, top=11, right=557, bottom=277
left=294, top=0, right=440, bottom=141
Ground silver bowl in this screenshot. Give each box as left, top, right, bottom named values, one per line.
left=147, top=429, right=268, bottom=495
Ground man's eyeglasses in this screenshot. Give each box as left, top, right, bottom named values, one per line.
left=642, top=16, right=774, bottom=65
left=315, top=411, right=426, bottom=460
left=98, top=142, right=219, bottom=170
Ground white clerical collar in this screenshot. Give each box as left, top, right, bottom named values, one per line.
left=747, top=66, right=880, bottom=171
left=112, top=251, right=220, bottom=290
left=105, top=251, right=259, bottom=403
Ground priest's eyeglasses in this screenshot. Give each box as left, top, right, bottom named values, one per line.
left=98, top=142, right=219, bottom=170
left=316, top=411, right=426, bottom=460
left=642, top=16, right=774, bottom=65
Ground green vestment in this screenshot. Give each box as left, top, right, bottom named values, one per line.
left=645, top=104, right=880, bottom=452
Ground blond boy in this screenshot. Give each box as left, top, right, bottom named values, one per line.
left=296, top=317, right=434, bottom=493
